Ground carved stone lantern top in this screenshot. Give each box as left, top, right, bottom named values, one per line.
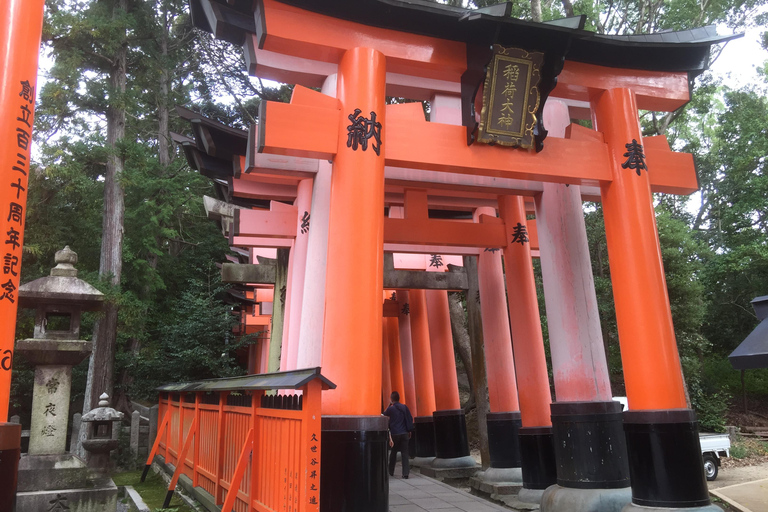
left=18, top=246, right=104, bottom=311
left=15, top=247, right=103, bottom=364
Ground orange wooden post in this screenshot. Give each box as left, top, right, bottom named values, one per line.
left=425, top=289, right=461, bottom=411
left=220, top=428, right=254, bottom=512
left=164, top=413, right=198, bottom=508
left=0, top=0, right=45, bottom=422
left=319, top=46, right=389, bottom=512
left=302, top=379, right=322, bottom=512
left=594, top=88, right=686, bottom=411
left=386, top=317, right=406, bottom=407
left=498, top=194, right=557, bottom=491
left=215, top=391, right=229, bottom=504
left=193, top=392, right=201, bottom=487
left=320, top=46, right=386, bottom=416
left=425, top=283, right=473, bottom=465
left=498, top=195, right=552, bottom=427
left=409, top=288, right=437, bottom=460
left=141, top=407, right=171, bottom=482
left=594, top=88, right=710, bottom=508
left=250, top=389, right=263, bottom=512
left=381, top=320, right=392, bottom=411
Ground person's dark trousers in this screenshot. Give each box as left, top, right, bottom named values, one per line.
left=389, top=433, right=411, bottom=477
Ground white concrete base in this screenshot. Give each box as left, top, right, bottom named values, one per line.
left=478, top=466, right=523, bottom=483
left=410, top=456, right=435, bottom=467
left=541, top=484, right=632, bottom=512
left=519, top=487, right=546, bottom=504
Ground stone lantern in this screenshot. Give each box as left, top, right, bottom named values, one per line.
left=15, top=246, right=103, bottom=456
left=81, top=393, right=123, bottom=470
left=14, top=247, right=119, bottom=512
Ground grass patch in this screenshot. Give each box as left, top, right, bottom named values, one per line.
left=113, top=469, right=195, bottom=511
left=730, top=437, right=768, bottom=459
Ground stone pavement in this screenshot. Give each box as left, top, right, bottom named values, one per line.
left=710, top=477, right=768, bottom=512
left=389, top=463, right=511, bottom=512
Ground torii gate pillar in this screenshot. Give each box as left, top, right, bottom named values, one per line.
left=595, top=88, right=713, bottom=511
left=319, top=47, right=388, bottom=512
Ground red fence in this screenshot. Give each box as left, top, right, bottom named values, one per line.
left=144, top=369, right=332, bottom=512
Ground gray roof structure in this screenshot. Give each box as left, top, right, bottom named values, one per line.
left=729, top=296, right=768, bottom=370
left=157, top=367, right=336, bottom=392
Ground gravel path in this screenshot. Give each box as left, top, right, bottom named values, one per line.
left=708, top=460, right=768, bottom=490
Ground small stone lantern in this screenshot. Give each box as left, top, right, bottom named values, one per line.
left=81, top=393, right=123, bottom=469
left=15, top=246, right=104, bottom=456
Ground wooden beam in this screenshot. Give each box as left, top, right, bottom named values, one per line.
left=268, top=248, right=290, bottom=373
left=258, top=0, right=466, bottom=83
left=554, top=61, right=690, bottom=112
left=234, top=206, right=298, bottom=239
left=221, top=262, right=276, bottom=284
left=257, top=100, right=339, bottom=160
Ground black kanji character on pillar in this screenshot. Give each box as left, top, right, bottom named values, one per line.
left=3, top=254, right=19, bottom=276
left=19, top=80, right=35, bottom=104
left=401, top=303, right=410, bottom=315
left=10, top=178, right=25, bottom=199
left=300, top=211, right=310, bottom=234
left=7, top=203, right=23, bottom=224
left=308, top=496, right=318, bottom=505
left=346, top=109, right=382, bottom=155
left=390, top=292, right=396, bottom=301
left=17, top=104, right=32, bottom=128
left=621, top=139, right=647, bottom=176
left=0, top=280, right=16, bottom=304
left=429, top=254, right=443, bottom=268
left=16, top=127, right=30, bottom=151
left=484, top=247, right=500, bottom=253
left=511, top=223, right=529, bottom=245
left=5, top=227, right=21, bottom=250
left=13, top=153, right=27, bottom=176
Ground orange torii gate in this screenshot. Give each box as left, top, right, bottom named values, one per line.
left=185, top=1, right=737, bottom=511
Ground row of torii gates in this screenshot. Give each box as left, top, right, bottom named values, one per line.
left=0, top=0, right=735, bottom=511
left=178, top=1, right=735, bottom=511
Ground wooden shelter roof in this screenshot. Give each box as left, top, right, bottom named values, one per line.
left=157, top=366, right=337, bottom=392
left=190, top=0, right=740, bottom=76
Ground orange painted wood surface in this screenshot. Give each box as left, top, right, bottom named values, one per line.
left=594, top=88, right=687, bottom=410
left=259, top=101, right=339, bottom=160
left=236, top=208, right=298, bottom=239
left=156, top=380, right=324, bottom=512
left=554, top=61, right=690, bottom=112
left=0, top=0, right=45, bottom=421
left=259, top=0, right=466, bottom=83
left=320, top=47, right=387, bottom=416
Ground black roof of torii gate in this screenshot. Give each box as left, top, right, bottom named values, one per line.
left=191, top=0, right=740, bottom=75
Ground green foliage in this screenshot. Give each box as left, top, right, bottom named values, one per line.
left=730, top=437, right=768, bottom=459
left=123, top=268, right=253, bottom=400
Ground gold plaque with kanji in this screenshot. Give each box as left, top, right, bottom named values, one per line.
left=477, top=45, right=543, bottom=149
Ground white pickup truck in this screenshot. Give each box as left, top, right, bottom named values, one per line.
left=613, top=397, right=730, bottom=481
left=699, top=433, right=731, bottom=481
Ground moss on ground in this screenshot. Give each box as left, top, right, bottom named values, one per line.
left=113, top=469, right=195, bottom=511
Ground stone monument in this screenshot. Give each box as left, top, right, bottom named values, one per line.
left=14, top=246, right=119, bottom=512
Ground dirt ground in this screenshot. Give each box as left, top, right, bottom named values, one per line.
left=709, top=459, right=768, bottom=490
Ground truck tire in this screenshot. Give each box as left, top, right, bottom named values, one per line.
left=703, top=454, right=718, bottom=481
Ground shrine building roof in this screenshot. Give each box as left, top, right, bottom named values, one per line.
left=190, top=0, right=741, bottom=75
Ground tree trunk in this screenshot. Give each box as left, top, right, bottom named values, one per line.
left=157, top=7, right=171, bottom=169
left=462, top=256, right=491, bottom=469
left=81, top=0, right=128, bottom=461
left=448, top=292, right=474, bottom=406
left=530, top=0, right=543, bottom=22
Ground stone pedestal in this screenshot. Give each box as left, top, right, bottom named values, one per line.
left=13, top=247, right=117, bottom=512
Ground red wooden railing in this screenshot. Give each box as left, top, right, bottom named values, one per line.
left=142, top=368, right=334, bottom=512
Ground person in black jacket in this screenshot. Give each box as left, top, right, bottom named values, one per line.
left=383, top=391, right=414, bottom=479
